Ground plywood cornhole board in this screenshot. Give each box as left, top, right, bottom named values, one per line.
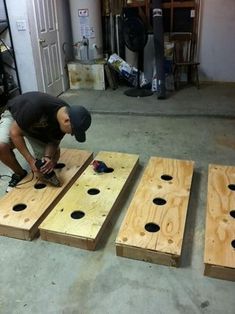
left=0, top=149, right=93, bottom=240
left=204, top=164, right=235, bottom=281
left=116, top=157, right=194, bottom=267
left=39, top=151, right=139, bottom=250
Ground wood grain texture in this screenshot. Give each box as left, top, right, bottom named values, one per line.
left=39, top=151, right=139, bottom=250
left=204, top=164, right=235, bottom=281
left=116, top=157, right=194, bottom=266
left=0, top=149, right=93, bottom=240
left=116, top=244, right=179, bottom=267
left=204, top=264, right=235, bottom=282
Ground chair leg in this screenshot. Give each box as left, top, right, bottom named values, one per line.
left=195, top=65, right=200, bottom=89
left=187, top=65, right=192, bottom=84
left=174, top=65, right=180, bottom=90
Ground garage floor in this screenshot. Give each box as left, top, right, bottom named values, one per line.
left=0, top=83, right=235, bottom=314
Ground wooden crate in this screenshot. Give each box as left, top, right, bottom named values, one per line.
left=0, top=149, right=93, bottom=240
left=39, top=151, right=139, bottom=250
left=68, top=61, right=105, bottom=90
left=116, top=157, right=194, bottom=266
left=204, top=164, right=235, bottom=281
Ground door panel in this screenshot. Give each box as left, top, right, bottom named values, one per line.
left=34, top=0, right=63, bottom=96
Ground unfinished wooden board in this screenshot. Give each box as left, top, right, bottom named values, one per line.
left=116, top=157, right=194, bottom=267
left=0, top=149, right=93, bottom=240
left=204, top=164, right=235, bottom=281
left=68, top=61, right=106, bottom=90
left=39, top=151, right=139, bottom=250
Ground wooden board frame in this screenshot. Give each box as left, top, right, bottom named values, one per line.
left=116, top=156, right=194, bottom=267
left=204, top=264, right=235, bottom=282
left=39, top=151, right=139, bottom=250
left=0, top=149, right=93, bottom=240
left=204, top=164, right=235, bottom=281
left=116, top=244, right=179, bottom=267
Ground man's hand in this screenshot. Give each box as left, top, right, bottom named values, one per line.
left=39, top=156, right=56, bottom=174
left=44, top=142, right=60, bottom=163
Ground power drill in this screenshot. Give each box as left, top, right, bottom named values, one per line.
left=92, top=160, right=112, bottom=173
left=35, top=159, right=61, bottom=187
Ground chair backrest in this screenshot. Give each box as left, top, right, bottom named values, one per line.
left=170, top=33, right=195, bottom=64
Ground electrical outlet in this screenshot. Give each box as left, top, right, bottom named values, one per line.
left=16, top=20, right=26, bottom=31
left=191, top=10, right=195, bottom=18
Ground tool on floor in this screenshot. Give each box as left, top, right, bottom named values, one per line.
left=35, top=159, right=61, bottom=187
left=92, top=160, right=111, bottom=173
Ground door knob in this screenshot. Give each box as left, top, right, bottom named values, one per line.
left=39, top=39, right=46, bottom=44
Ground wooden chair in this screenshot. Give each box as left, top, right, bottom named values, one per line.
left=171, top=33, right=200, bottom=89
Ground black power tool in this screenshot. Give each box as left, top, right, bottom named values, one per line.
left=35, top=159, right=61, bottom=187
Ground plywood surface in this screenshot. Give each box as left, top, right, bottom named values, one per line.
left=0, top=149, right=93, bottom=240
left=39, top=151, right=139, bottom=250
left=204, top=164, right=235, bottom=276
left=116, top=157, right=194, bottom=265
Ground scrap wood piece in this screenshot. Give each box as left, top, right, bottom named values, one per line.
left=39, top=151, right=139, bottom=250
left=204, top=164, right=235, bottom=281
left=0, top=149, right=93, bottom=240
left=116, top=156, right=195, bottom=267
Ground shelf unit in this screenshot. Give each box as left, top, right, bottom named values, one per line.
left=122, top=0, right=200, bottom=88
left=0, top=0, right=21, bottom=107
left=162, top=1, right=199, bottom=35
left=125, top=0, right=149, bottom=13
left=124, top=0, right=199, bottom=35
left=125, top=1, right=150, bottom=26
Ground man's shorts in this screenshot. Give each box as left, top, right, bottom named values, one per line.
left=0, top=110, right=45, bottom=159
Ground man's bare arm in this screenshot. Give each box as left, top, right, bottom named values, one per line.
left=9, top=121, right=37, bottom=171
left=43, top=142, right=60, bottom=161
left=40, top=142, right=60, bottom=174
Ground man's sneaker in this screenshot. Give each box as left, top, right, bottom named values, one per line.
left=6, top=170, right=27, bottom=193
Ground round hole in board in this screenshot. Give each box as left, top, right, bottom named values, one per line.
left=145, top=223, right=160, bottom=233
left=153, top=198, right=167, bottom=205
left=54, top=163, right=65, bottom=169
left=71, top=211, right=85, bottom=220
left=231, top=240, right=235, bottom=249
left=12, top=203, right=27, bottom=212
left=104, top=167, right=114, bottom=173
left=161, top=174, right=173, bottom=181
left=228, top=184, right=235, bottom=191
left=88, top=188, right=100, bottom=195
left=34, top=183, right=47, bottom=189
left=230, top=210, right=235, bottom=219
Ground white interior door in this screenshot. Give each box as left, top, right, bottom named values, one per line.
left=33, top=0, right=63, bottom=96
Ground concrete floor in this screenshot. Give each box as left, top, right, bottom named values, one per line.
left=0, top=84, right=235, bottom=314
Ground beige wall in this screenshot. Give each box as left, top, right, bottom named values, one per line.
left=198, top=0, right=235, bottom=82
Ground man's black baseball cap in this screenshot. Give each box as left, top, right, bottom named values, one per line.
left=68, top=105, right=91, bottom=142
